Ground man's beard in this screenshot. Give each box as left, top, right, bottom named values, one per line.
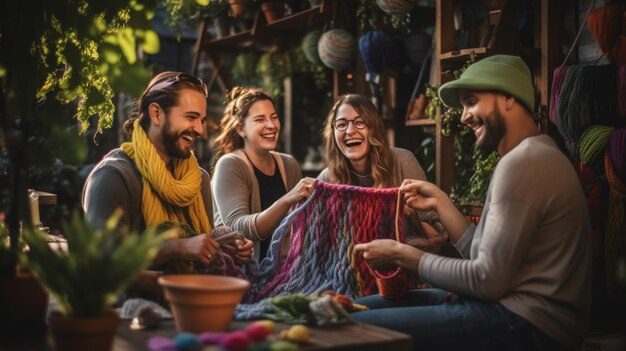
left=476, top=106, right=506, bottom=155
left=162, top=117, right=195, bottom=159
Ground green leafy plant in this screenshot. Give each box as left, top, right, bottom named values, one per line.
left=1, top=0, right=158, bottom=281
left=356, top=0, right=410, bottom=34
left=257, top=50, right=294, bottom=96
left=22, top=210, right=167, bottom=317
left=163, top=0, right=228, bottom=30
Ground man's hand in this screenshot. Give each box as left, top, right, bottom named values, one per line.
left=354, top=239, right=423, bottom=273
left=177, top=234, right=220, bottom=266
left=222, top=238, right=254, bottom=264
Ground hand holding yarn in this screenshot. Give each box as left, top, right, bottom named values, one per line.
left=211, top=226, right=253, bottom=264
left=284, top=177, right=316, bottom=206
left=400, top=179, right=444, bottom=212
left=354, top=239, right=403, bottom=270
left=179, top=233, right=220, bottom=266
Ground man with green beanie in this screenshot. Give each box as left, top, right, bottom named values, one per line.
left=351, top=55, right=591, bottom=350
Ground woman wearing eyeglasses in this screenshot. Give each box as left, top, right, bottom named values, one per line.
left=319, top=94, right=448, bottom=249
left=211, top=87, right=315, bottom=260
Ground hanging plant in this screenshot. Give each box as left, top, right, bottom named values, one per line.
left=256, top=50, right=293, bottom=96
left=356, top=0, right=411, bottom=34
left=291, top=47, right=326, bottom=90
left=231, top=51, right=260, bottom=86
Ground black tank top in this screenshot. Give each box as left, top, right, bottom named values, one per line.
left=248, top=155, right=287, bottom=259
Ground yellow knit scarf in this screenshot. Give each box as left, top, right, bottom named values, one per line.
left=120, top=119, right=211, bottom=235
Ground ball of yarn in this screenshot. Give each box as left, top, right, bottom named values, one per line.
left=172, top=332, right=200, bottom=351
left=301, top=30, right=322, bottom=65
left=220, top=331, right=251, bottom=351
left=608, top=127, right=626, bottom=183
left=147, top=336, right=175, bottom=351
left=375, top=0, right=417, bottom=15
left=404, top=32, right=431, bottom=71
left=359, top=30, right=405, bottom=78
left=318, top=29, right=357, bottom=71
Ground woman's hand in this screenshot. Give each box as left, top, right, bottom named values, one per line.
left=283, top=177, right=316, bottom=206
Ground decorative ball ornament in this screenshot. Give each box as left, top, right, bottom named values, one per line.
left=404, top=32, right=431, bottom=70
left=317, top=29, right=357, bottom=71
left=301, top=30, right=322, bottom=65
left=375, top=0, right=417, bottom=16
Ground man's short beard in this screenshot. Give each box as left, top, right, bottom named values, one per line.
left=476, top=106, right=506, bottom=155
left=162, top=116, right=193, bottom=159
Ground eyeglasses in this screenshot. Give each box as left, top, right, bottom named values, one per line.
left=146, top=72, right=208, bottom=97
left=332, top=117, right=367, bottom=131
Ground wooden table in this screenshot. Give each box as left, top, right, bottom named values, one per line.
left=113, top=319, right=412, bottom=351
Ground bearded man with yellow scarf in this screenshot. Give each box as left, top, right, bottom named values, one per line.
left=82, top=71, right=254, bottom=299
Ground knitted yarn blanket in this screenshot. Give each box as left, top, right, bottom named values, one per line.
left=235, top=180, right=405, bottom=319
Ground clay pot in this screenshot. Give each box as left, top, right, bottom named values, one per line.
left=228, top=0, right=249, bottom=18
left=261, top=2, right=286, bottom=24
left=0, top=268, right=48, bottom=341
left=47, top=310, right=120, bottom=351
left=159, top=275, right=250, bottom=333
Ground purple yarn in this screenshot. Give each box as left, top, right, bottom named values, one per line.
left=549, top=66, right=568, bottom=125
left=618, top=66, right=626, bottom=120
left=608, top=127, right=626, bottom=182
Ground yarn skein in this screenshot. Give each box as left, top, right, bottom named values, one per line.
left=234, top=181, right=407, bottom=319
left=549, top=65, right=568, bottom=125
left=579, top=125, right=614, bottom=174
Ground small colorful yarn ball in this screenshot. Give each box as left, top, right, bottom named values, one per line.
left=318, top=29, right=357, bottom=71
left=375, top=0, right=417, bottom=15
left=220, top=331, right=251, bottom=351
left=172, top=332, right=200, bottom=351
left=279, top=324, right=310, bottom=343
left=301, top=30, right=322, bottom=65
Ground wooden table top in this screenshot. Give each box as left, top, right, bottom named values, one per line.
left=113, top=319, right=412, bottom=351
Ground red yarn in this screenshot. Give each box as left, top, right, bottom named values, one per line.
left=587, top=4, right=624, bottom=62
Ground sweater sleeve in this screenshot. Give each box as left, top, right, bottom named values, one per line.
left=82, top=165, right=136, bottom=231
left=418, top=154, right=542, bottom=300
left=211, top=155, right=262, bottom=241
left=393, top=147, right=427, bottom=182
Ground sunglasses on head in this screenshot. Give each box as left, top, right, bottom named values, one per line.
left=146, top=72, right=208, bottom=97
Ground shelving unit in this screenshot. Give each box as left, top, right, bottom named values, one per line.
left=432, top=0, right=560, bottom=195
left=192, top=2, right=332, bottom=94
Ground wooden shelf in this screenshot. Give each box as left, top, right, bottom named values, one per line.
left=200, top=4, right=330, bottom=54
left=405, top=118, right=436, bottom=127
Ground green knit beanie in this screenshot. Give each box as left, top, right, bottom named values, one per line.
left=438, top=55, right=535, bottom=112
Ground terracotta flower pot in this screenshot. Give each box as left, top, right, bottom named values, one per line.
left=47, top=310, right=120, bottom=351
left=0, top=269, right=48, bottom=340
left=261, top=2, right=286, bottom=24
left=159, top=274, right=250, bottom=333
left=228, top=0, right=249, bottom=18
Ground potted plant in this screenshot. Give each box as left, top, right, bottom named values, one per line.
left=0, top=219, right=48, bottom=341
left=22, top=210, right=167, bottom=351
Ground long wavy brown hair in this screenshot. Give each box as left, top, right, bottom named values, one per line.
left=210, top=86, right=275, bottom=173
left=322, top=94, right=395, bottom=188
